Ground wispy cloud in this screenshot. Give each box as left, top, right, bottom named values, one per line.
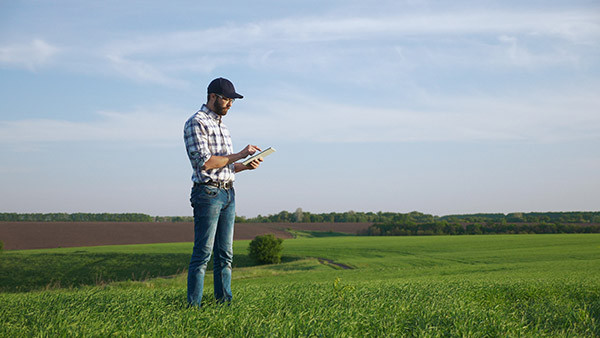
left=0, top=107, right=184, bottom=148
left=1, top=8, right=597, bottom=83
left=106, top=54, right=188, bottom=88
left=96, top=9, right=598, bottom=84
left=2, top=83, right=598, bottom=149
left=230, top=87, right=600, bottom=144
left=0, top=39, right=60, bottom=70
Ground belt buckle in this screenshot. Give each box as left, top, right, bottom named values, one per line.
left=215, top=181, right=231, bottom=189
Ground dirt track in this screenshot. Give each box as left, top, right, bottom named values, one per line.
left=0, top=222, right=372, bottom=250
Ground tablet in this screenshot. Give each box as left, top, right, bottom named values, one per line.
left=242, top=147, right=276, bottom=166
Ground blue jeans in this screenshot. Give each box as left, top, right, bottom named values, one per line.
left=187, top=185, right=236, bottom=306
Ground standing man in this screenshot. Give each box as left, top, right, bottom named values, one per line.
left=184, top=77, right=262, bottom=307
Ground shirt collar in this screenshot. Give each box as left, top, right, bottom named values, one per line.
left=200, top=104, right=221, bottom=122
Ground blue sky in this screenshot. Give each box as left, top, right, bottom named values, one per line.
left=1, top=0, right=599, bottom=217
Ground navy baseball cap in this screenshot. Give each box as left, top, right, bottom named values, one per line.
left=207, top=77, right=244, bottom=99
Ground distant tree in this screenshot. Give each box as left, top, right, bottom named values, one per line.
left=294, top=208, right=304, bottom=222
left=506, top=213, right=524, bottom=223
left=273, top=211, right=291, bottom=223
left=248, top=234, right=284, bottom=264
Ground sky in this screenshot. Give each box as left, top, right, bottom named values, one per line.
left=1, top=0, right=599, bottom=217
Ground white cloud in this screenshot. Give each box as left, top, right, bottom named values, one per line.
left=0, top=107, right=184, bottom=147
left=229, top=87, right=600, bottom=144
left=1, top=85, right=598, bottom=149
left=0, top=39, right=60, bottom=70
left=96, top=9, right=599, bottom=83
left=106, top=54, right=188, bottom=87
left=2, top=86, right=597, bottom=148
left=493, top=34, right=582, bottom=68
left=274, top=10, right=599, bottom=43
left=1, top=7, right=597, bottom=83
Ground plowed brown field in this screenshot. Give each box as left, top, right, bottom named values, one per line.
left=0, top=222, right=372, bottom=250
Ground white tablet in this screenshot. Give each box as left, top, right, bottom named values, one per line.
left=242, top=147, right=276, bottom=166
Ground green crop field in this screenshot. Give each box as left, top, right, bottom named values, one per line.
left=1, top=234, right=599, bottom=336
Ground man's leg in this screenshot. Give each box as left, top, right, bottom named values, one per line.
left=187, top=186, right=222, bottom=307
left=213, top=188, right=236, bottom=303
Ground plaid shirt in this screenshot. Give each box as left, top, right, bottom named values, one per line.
left=184, top=104, right=235, bottom=184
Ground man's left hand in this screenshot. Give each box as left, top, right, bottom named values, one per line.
left=245, top=157, right=263, bottom=170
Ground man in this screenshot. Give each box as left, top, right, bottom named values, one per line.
left=183, top=77, right=262, bottom=306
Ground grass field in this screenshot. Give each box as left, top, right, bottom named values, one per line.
left=1, top=234, right=599, bottom=336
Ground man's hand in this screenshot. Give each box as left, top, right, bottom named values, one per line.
left=234, top=157, right=262, bottom=173
left=240, top=144, right=261, bottom=158
left=245, top=157, right=263, bottom=170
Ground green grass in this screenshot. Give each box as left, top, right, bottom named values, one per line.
left=286, top=229, right=355, bottom=238
left=1, top=234, right=599, bottom=336
left=0, top=242, right=267, bottom=292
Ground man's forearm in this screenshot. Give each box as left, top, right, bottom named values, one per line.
left=234, top=163, right=248, bottom=173
left=202, top=153, right=245, bottom=170
left=202, top=144, right=261, bottom=171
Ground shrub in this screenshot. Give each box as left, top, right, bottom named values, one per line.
left=248, top=234, right=284, bottom=264
left=0, top=240, right=3, bottom=252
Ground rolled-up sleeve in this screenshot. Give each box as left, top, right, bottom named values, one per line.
left=184, top=117, right=211, bottom=171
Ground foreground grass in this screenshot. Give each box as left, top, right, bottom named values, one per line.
left=1, top=278, right=598, bottom=336
left=1, top=234, right=599, bottom=336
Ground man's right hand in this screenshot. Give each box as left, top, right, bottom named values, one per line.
left=240, top=144, right=261, bottom=158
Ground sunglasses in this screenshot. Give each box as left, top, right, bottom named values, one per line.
left=214, top=93, right=235, bottom=104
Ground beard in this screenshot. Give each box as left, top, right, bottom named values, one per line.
left=213, top=99, right=230, bottom=116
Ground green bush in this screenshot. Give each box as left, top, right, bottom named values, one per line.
left=0, top=240, right=3, bottom=252
left=248, top=234, right=283, bottom=264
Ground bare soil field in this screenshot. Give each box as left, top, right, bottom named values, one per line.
left=0, top=222, right=372, bottom=250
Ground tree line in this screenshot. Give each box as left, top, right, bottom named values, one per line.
left=357, top=211, right=600, bottom=236
left=0, top=213, right=154, bottom=222
left=235, top=209, right=439, bottom=223
left=360, top=220, right=600, bottom=236
left=1, top=211, right=599, bottom=226
left=235, top=210, right=600, bottom=224
left=438, top=211, right=600, bottom=224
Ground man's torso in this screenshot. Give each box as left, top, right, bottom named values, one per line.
left=184, top=105, right=235, bottom=183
